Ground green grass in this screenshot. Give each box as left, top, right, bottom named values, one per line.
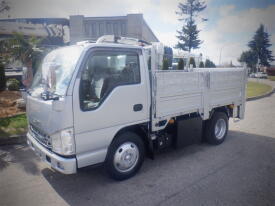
left=268, top=76, right=275, bottom=81
left=246, top=81, right=272, bottom=98
left=0, top=114, right=28, bottom=138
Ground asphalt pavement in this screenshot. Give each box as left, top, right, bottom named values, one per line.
left=0, top=92, right=275, bottom=206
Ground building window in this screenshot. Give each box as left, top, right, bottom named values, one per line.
left=121, top=23, right=126, bottom=36
left=85, top=23, right=90, bottom=36
left=106, top=22, right=112, bottom=34
left=79, top=50, right=140, bottom=111
left=91, top=23, right=97, bottom=36
left=99, top=23, right=104, bottom=36
left=113, top=23, right=118, bottom=35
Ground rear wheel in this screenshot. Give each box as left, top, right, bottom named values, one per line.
left=105, top=132, right=145, bottom=180
left=205, top=112, right=228, bottom=145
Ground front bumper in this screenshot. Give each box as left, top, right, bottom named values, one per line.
left=27, top=132, right=77, bottom=174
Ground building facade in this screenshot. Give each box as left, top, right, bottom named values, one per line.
left=69, top=14, right=159, bottom=44
left=0, top=18, right=69, bottom=45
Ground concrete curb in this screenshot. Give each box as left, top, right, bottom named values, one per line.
left=0, top=134, right=26, bottom=146
left=246, top=88, right=275, bottom=101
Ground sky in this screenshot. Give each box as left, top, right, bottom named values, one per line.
left=2, top=0, right=275, bottom=65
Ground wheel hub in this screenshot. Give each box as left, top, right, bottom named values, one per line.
left=114, top=142, right=139, bottom=173
left=215, top=119, right=226, bottom=140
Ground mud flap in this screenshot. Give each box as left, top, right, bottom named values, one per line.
left=175, top=116, right=203, bottom=148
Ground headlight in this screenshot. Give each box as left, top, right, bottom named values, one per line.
left=51, top=127, right=75, bottom=155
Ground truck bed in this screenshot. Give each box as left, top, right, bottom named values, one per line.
left=151, top=67, right=247, bottom=130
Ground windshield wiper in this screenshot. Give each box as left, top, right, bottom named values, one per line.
left=41, top=91, right=60, bottom=101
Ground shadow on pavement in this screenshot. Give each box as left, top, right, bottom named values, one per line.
left=40, top=130, right=275, bottom=206
left=0, top=143, right=40, bottom=175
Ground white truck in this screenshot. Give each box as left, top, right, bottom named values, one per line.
left=26, top=35, right=247, bottom=180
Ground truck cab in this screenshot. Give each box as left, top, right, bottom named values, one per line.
left=27, top=37, right=151, bottom=178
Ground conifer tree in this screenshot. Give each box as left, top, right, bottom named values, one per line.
left=176, top=0, right=207, bottom=52
left=248, top=24, right=274, bottom=67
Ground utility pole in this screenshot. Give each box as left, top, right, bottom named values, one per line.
left=219, top=46, right=224, bottom=67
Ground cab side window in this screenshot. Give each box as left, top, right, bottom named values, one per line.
left=80, top=51, right=140, bottom=111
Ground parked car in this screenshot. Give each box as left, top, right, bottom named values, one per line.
left=249, top=73, right=256, bottom=78
left=255, top=72, right=267, bottom=79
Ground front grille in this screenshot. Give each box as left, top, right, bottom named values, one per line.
left=30, top=124, right=52, bottom=149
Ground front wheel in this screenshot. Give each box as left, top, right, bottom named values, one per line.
left=105, top=132, right=145, bottom=180
left=205, top=112, right=229, bottom=145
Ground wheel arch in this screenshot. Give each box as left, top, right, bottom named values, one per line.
left=105, top=123, right=150, bottom=161
left=210, top=106, right=231, bottom=119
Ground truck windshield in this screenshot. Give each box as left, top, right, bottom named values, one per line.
left=30, top=46, right=83, bottom=98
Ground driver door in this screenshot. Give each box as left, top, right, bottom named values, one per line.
left=72, top=47, right=149, bottom=167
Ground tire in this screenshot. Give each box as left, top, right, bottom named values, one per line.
left=105, top=132, right=145, bottom=180
left=204, top=112, right=228, bottom=145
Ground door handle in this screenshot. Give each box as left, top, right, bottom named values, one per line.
left=133, top=104, right=143, bottom=112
